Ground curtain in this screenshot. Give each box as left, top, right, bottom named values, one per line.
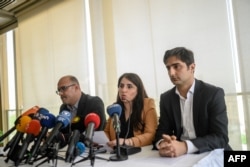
left=15, top=0, right=90, bottom=115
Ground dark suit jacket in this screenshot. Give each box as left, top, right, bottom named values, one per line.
left=153, top=79, right=232, bottom=153
left=59, top=92, right=106, bottom=134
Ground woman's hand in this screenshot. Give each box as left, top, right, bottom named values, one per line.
left=107, top=138, right=127, bottom=147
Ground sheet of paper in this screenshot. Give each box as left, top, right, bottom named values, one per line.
left=93, top=131, right=113, bottom=152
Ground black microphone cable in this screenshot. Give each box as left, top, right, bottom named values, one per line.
left=121, top=100, right=141, bottom=155
left=122, top=100, right=132, bottom=146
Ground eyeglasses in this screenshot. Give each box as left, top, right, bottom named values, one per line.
left=56, top=84, right=75, bottom=95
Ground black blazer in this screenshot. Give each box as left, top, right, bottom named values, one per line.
left=59, top=92, right=106, bottom=134
left=153, top=79, right=232, bottom=153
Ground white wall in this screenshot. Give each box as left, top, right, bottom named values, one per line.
left=113, top=0, right=235, bottom=97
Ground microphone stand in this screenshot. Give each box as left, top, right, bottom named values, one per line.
left=109, top=131, right=128, bottom=161
left=26, top=127, right=48, bottom=164
left=34, top=142, right=64, bottom=167
left=4, top=132, right=24, bottom=163
left=71, top=139, right=109, bottom=167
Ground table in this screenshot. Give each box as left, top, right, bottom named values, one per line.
left=0, top=145, right=223, bottom=167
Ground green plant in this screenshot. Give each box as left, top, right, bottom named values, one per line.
left=241, top=134, right=247, bottom=144
left=0, top=130, right=3, bottom=144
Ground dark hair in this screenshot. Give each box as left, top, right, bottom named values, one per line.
left=163, top=47, right=195, bottom=66
left=116, top=73, right=148, bottom=131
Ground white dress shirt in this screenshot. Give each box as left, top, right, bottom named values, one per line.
left=176, top=80, right=198, bottom=153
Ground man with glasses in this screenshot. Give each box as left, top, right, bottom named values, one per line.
left=56, top=75, right=106, bottom=135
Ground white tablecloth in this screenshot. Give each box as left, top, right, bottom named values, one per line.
left=0, top=145, right=223, bottom=167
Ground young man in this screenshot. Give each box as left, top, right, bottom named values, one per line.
left=153, top=47, right=232, bottom=157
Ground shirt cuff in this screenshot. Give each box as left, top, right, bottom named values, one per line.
left=185, top=140, right=198, bottom=153
left=155, top=139, right=164, bottom=149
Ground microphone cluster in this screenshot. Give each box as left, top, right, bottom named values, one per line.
left=0, top=106, right=58, bottom=166
left=65, top=112, right=101, bottom=163
left=1, top=105, right=105, bottom=166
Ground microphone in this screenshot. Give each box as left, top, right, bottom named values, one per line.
left=107, top=104, right=122, bottom=134
left=84, top=113, right=100, bottom=147
left=39, top=110, right=71, bottom=154
left=26, top=112, right=56, bottom=164
left=5, top=115, right=32, bottom=163
left=21, top=106, right=40, bottom=117
left=0, top=115, right=25, bottom=143
left=67, top=142, right=86, bottom=166
left=75, top=142, right=86, bottom=156
left=65, top=129, right=80, bottom=163
left=107, top=104, right=127, bottom=161
left=16, top=107, right=49, bottom=164
left=16, top=119, right=41, bottom=166
left=32, top=107, right=50, bottom=120
left=0, top=126, right=16, bottom=143
left=0, top=106, right=40, bottom=142
left=3, top=116, right=31, bottom=151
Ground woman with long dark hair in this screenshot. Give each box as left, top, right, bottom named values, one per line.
left=104, top=73, right=158, bottom=147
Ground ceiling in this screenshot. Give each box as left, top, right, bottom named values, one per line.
left=0, top=0, right=49, bottom=34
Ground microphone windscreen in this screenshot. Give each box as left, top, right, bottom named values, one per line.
left=33, top=107, right=50, bottom=120
left=40, top=113, right=56, bottom=129
left=21, top=106, right=40, bottom=117
left=107, top=104, right=122, bottom=117
left=56, top=110, right=71, bottom=128
left=37, top=107, right=49, bottom=114
left=76, top=142, right=85, bottom=155
left=25, top=119, right=41, bottom=136
left=84, top=113, right=100, bottom=129
left=16, top=115, right=32, bottom=133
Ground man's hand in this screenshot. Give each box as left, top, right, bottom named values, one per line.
left=158, top=134, right=187, bottom=157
